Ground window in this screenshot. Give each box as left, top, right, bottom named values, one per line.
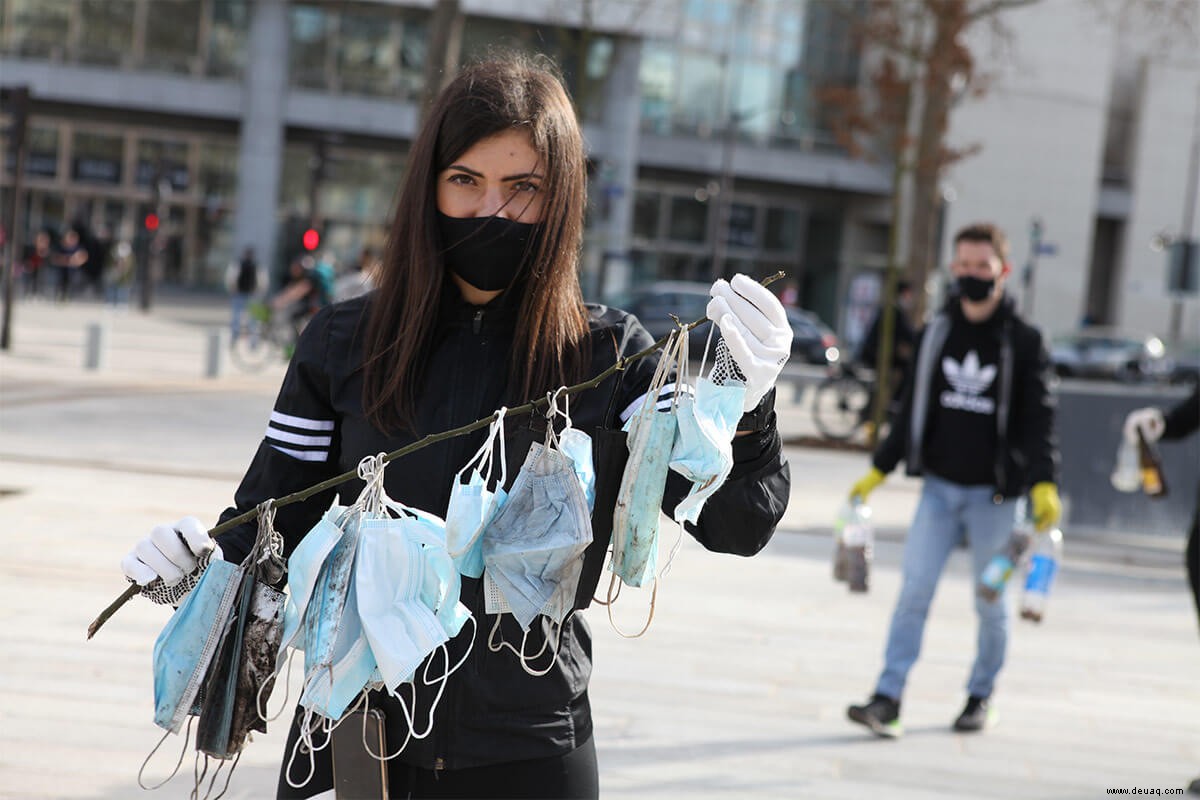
left=764, top=207, right=800, bottom=251
left=726, top=202, right=757, bottom=248
left=338, top=9, right=396, bottom=96
left=668, top=195, right=707, bottom=243
left=6, top=0, right=69, bottom=59
left=290, top=5, right=334, bottom=90
left=71, top=131, right=124, bottom=185
left=632, top=191, right=661, bottom=239
left=136, top=139, right=190, bottom=192
left=208, top=0, right=248, bottom=78
left=144, top=0, right=202, bottom=74
left=77, top=0, right=135, bottom=67
left=26, top=126, right=59, bottom=178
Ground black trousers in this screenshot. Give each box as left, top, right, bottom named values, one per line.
left=276, top=706, right=599, bottom=800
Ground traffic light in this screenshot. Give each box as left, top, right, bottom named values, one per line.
left=302, top=227, right=320, bottom=251
left=144, top=212, right=160, bottom=232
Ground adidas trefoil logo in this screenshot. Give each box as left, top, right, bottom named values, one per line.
left=940, top=350, right=996, bottom=414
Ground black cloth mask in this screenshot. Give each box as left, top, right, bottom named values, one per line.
left=956, top=274, right=996, bottom=303
left=437, top=212, right=542, bottom=291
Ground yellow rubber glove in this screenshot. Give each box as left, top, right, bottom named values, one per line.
left=1030, top=482, right=1062, bottom=532
left=849, top=467, right=887, bottom=502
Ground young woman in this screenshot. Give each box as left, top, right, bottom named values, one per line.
left=121, top=54, right=793, bottom=799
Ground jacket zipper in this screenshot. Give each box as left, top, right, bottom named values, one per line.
left=473, top=308, right=484, bottom=335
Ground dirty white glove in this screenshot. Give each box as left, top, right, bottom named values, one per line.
left=1123, top=407, right=1165, bottom=444
left=706, top=274, right=792, bottom=412
left=121, top=516, right=221, bottom=587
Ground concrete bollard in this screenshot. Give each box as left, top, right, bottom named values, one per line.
left=205, top=328, right=229, bottom=378
left=84, top=321, right=108, bottom=371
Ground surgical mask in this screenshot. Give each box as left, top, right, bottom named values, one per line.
left=670, top=377, right=744, bottom=524
left=445, top=409, right=509, bottom=578
left=481, top=429, right=593, bottom=632
left=611, top=331, right=682, bottom=591
left=956, top=274, right=996, bottom=302
left=670, top=332, right=746, bottom=524
left=437, top=212, right=542, bottom=291
left=152, top=558, right=242, bottom=734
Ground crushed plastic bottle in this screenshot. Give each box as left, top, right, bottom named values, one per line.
left=842, top=501, right=874, bottom=594
left=1110, top=437, right=1141, bottom=493
left=978, top=511, right=1034, bottom=603
left=1020, top=527, right=1063, bottom=623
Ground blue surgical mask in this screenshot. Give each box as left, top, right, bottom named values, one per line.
left=669, top=377, right=745, bottom=523
left=152, top=558, right=242, bottom=734
left=611, top=407, right=676, bottom=588
left=481, top=441, right=593, bottom=631
left=557, top=427, right=596, bottom=513
left=445, top=410, right=509, bottom=578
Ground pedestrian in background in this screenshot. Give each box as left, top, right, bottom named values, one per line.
left=117, top=53, right=792, bottom=799
left=226, top=245, right=262, bottom=343
left=1122, top=383, right=1200, bottom=795
left=845, top=222, right=1062, bottom=738
left=51, top=226, right=88, bottom=302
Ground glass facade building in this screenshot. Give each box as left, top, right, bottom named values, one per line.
left=0, top=0, right=890, bottom=331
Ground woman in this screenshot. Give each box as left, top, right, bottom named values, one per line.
left=121, top=54, right=792, bottom=799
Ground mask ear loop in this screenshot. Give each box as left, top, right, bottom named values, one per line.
left=606, top=572, right=658, bottom=639
left=138, top=716, right=195, bottom=790
left=699, top=321, right=717, bottom=382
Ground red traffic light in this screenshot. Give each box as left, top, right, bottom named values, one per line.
left=144, top=213, right=160, bottom=231
left=302, top=228, right=320, bottom=251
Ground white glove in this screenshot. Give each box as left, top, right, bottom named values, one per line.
left=706, top=274, right=792, bottom=412
left=1123, top=407, right=1165, bottom=444
left=121, top=516, right=221, bottom=586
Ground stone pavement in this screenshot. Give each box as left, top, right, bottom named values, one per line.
left=0, top=295, right=1197, bottom=799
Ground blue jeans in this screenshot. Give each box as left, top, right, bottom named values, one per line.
left=875, top=474, right=1021, bottom=702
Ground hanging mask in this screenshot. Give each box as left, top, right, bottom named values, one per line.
left=956, top=274, right=995, bottom=302
left=437, top=212, right=542, bottom=291
left=445, top=408, right=509, bottom=578
left=611, top=331, right=683, bottom=591
left=551, top=395, right=596, bottom=513
left=670, top=331, right=746, bottom=524
left=481, top=417, right=593, bottom=632
left=356, top=515, right=453, bottom=691
left=151, top=558, right=242, bottom=735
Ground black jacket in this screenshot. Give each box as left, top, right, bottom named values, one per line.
left=873, top=294, right=1059, bottom=498
left=215, top=286, right=790, bottom=772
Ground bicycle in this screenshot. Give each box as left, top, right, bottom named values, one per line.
left=229, top=301, right=300, bottom=372
left=811, top=362, right=880, bottom=442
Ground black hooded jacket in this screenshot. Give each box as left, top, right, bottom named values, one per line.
left=873, top=293, right=1059, bottom=497
left=214, top=286, right=790, bottom=773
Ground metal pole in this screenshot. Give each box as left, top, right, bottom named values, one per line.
left=1, top=86, right=30, bottom=351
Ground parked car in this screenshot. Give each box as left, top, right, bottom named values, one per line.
left=610, top=280, right=840, bottom=366
left=1049, top=328, right=1170, bottom=383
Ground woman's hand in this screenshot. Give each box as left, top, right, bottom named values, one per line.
left=121, top=517, right=221, bottom=586
left=706, top=274, right=792, bottom=412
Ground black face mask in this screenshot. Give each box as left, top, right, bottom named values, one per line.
left=956, top=274, right=996, bottom=303
left=437, top=212, right=542, bottom=292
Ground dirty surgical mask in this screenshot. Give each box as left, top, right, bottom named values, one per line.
left=481, top=412, right=593, bottom=632
left=437, top=212, right=542, bottom=291
left=445, top=408, right=509, bottom=578
left=956, top=274, right=996, bottom=302
left=151, top=558, right=242, bottom=734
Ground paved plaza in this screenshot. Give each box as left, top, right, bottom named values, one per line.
left=0, top=296, right=1196, bottom=799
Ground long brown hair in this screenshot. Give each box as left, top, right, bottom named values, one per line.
left=362, top=54, right=590, bottom=434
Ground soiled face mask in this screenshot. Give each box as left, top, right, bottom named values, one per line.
left=481, top=420, right=594, bottom=632
left=437, top=212, right=542, bottom=291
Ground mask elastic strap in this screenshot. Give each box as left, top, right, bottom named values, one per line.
left=258, top=645, right=297, bottom=723
left=520, top=613, right=574, bottom=677
left=138, top=715, right=194, bottom=790
left=356, top=452, right=389, bottom=517
left=284, top=703, right=333, bottom=789
left=193, top=750, right=239, bottom=800
left=660, top=520, right=687, bottom=580
left=699, top=322, right=716, bottom=381
left=606, top=574, right=658, bottom=639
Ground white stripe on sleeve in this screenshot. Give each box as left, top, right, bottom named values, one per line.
left=270, top=444, right=330, bottom=462
left=265, top=425, right=333, bottom=447
left=269, top=410, right=335, bottom=431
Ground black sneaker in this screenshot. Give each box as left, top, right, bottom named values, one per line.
left=1187, top=775, right=1200, bottom=796
left=953, top=695, right=996, bottom=732
left=847, top=694, right=903, bottom=739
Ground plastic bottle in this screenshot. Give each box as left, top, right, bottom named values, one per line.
left=978, top=512, right=1034, bottom=602
left=832, top=502, right=853, bottom=582
left=1110, top=436, right=1141, bottom=493
left=1020, top=527, right=1063, bottom=623
left=843, top=501, right=874, bottom=593
left=1136, top=429, right=1169, bottom=499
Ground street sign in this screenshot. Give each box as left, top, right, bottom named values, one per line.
left=1036, top=242, right=1058, bottom=256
